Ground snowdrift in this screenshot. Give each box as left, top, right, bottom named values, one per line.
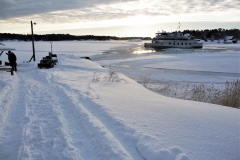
left=0, top=54, right=239, bottom=160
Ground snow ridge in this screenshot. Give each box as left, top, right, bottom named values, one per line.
left=0, top=53, right=238, bottom=160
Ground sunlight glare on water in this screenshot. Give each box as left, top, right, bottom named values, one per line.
left=133, top=49, right=156, bottom=54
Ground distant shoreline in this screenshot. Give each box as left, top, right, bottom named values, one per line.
left=0, top=33, right=151, bottom=41
left=0, top=28, right=239, bottom=41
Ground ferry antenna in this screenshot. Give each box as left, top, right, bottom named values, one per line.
left=177, top=22, right=181, bottom=32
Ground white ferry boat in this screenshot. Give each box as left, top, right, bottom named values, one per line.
left=144, top=31, right=203, bottom=49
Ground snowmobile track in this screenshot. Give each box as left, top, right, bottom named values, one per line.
left=0, top=69, right=137, bottom=160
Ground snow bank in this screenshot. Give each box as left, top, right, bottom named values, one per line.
left=89, top=70, right=239, bottom=160
left=0, top=41, right=239, bottom=160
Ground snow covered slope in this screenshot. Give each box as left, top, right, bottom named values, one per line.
left=0, top=54, right=239, bottom=160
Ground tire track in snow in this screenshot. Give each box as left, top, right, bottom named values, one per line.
left=4, top=68, right=134, bottom=160
left=0, top=73, right=28, bottom=160
left=45, top=73, right=135, bottom=160
left=0, top=76, right=19, bottom=138
left=50, top=72, right=143, bottom=160
left=0, top=67, right=139, bottom=159
left=16, top=71, right=83, bottom=160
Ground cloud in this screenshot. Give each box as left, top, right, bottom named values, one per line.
left=0, top=0, right=133, bottom=19
left=0, top=0, right=239, bottom=24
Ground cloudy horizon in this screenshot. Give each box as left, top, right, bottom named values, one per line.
left=0, top=0, right=239, bottom=37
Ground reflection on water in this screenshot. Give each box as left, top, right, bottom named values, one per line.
left=120, top=64, right=131, bottom=68
left=132, top=47, right=156, bottom=54
left=133, top=50, right=155, bottom=54
left=91, top=46, right=159, bottom=61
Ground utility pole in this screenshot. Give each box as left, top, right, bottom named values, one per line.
left=50, top=42, right=53, bottom=53
left=30, top=21, right=36, bottom=62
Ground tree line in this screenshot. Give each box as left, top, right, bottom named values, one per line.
left=0, top=28, right=239, bottom=41
left=182, top=28, right=240, bottom=40
left=0, top=33, right=151, bottom=41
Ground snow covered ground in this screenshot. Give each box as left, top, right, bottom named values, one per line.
left=0, top=40, right=239, bottom=160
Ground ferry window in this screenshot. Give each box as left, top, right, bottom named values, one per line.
left=177, top=43, right=179, bottom=45
left=185, top=43, right=187, bottom=45
left=181, top=43, right=183, bottom=45
left=173, top=43, right=175, bottom=45
left=169, top=42, right=171, bottom=45
left=189, top=43, right=191, bottom=45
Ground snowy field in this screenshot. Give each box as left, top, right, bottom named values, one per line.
left=0, top=40, right=239, bottom=160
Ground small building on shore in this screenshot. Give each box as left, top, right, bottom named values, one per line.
left=224, top=36, right=238, bottom=44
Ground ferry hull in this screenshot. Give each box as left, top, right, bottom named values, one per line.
left=144, top=43, right=203, bottom=49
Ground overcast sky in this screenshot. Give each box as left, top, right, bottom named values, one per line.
left=0, top=0, right=239, bottom=37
